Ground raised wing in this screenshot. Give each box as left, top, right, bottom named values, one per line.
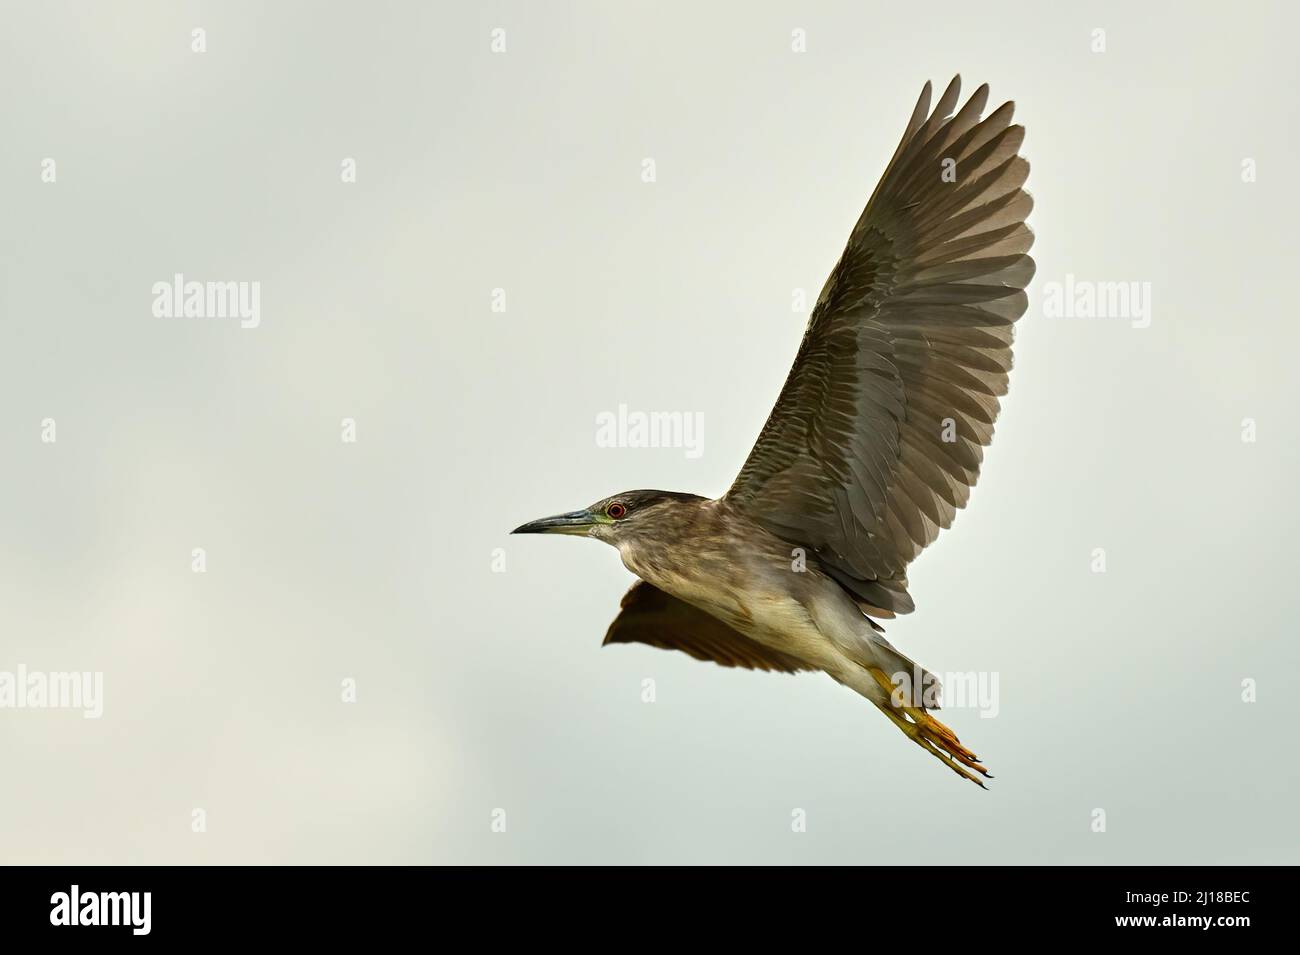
left=725, top=76, right=1034, bottom=615
left=603, top=581, right=812, bottom=673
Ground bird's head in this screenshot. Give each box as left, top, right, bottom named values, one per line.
left=511, top=489, right=706, bottom=546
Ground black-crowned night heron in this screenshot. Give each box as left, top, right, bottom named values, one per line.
left=514, top=77, right=1033, bottom=787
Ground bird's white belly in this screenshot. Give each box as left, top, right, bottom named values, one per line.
left=623, top=555, right=840, bottom=670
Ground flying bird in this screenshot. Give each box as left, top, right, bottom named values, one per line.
left=514, top=77, right=1033, bottom=787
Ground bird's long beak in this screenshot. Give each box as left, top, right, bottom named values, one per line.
left=511, top=509, right=598, bottom=536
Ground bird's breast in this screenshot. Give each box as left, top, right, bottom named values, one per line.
left=617, top=539, right=824, bottom=653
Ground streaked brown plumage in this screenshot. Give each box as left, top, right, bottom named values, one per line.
left=514, top=77, right=1034, bottom=787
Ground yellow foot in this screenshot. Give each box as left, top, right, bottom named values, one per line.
left=868, top=666, right=993, bottom=788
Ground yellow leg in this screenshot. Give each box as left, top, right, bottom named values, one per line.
left=869, top=667, right=993, bottom=788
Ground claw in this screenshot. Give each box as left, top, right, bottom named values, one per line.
left=869, top=666, right=992, bottom=787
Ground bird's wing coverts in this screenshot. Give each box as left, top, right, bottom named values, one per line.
left=725, top=76, right=1034, bottom=614
left=603, top=581, right=813, bottom=673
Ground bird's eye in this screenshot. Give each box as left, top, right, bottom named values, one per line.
left=606, top=502, right=627, bottom=519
